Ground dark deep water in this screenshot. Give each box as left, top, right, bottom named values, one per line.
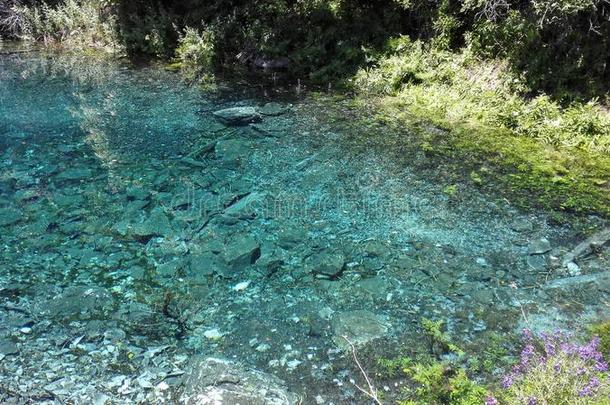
left=1, top=46, right=608, bottom=403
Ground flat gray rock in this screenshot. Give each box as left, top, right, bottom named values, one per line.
left=213, top=107, right=262, bottom=126
left=332, top=310, right=388, bottom=350
left=528, top=238, right=551, bottom=255
left=222, top=235, right=261, bottom=276
left=259, top=102, right=289, bottom=116
left=179, top=357, right=298, bottom=404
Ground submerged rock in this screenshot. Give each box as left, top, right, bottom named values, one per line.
left=259, top=102, right=289, bottom=116
left=132, top=208, right=173, bottom=239
left=528, top=238, right=551, bottom=255
left=179, top=357, right=298, bottom=404
left=332, top=310, right=388, bottom=349
left=0, top=208, right=22, bottom=226
left=213, top=107, right=262, bottom=126
left=222, top=235, right=261, bottom=277
left=308, top=252, right=346, bottom=279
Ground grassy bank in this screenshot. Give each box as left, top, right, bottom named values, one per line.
left=351, top=39, right=610, bottom=218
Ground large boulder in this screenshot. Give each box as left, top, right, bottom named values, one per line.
left=213, top=107, right=262, bottom=126
left=179, top=357, right=298, bottom=405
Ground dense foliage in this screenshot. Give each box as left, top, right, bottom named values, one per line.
left=1, top=0, right=608, bottom=98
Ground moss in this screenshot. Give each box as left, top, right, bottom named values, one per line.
left=351, top=45, right=610, bottom=218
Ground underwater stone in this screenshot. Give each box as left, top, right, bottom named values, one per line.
left=259, top=102, right=289, bottom=116
left=528, top=238, right=552, bottom=255
left=179, top=357, right=298, bottom=404
left=213, top=106, right=262, bottom=126
left=132, top=208, right=173, bottom=238
left=56, top=168, right=93, bottom=181
left=0, top=208, right=22, bottom=226
left=214, top=139, right=253, bottom=167
left=332, top=310, right=388, bottom=350
left=222, top=235, right=261, bottom=276
left=188, top=252, right=221, bottom=280
left=308, top=252, right=346, bottom=279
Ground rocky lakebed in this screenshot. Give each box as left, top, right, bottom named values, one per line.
left=0, top=48, right=609, bottom=404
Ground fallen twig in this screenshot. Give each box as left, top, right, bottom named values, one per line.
left=342, top=335, right=383, bottom=405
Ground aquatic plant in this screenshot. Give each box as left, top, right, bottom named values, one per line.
left=491, top=329, right=610, bottom=404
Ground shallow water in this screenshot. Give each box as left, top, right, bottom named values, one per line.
left=1, top=48, right=608, bottom=403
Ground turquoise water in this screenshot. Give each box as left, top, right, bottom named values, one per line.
left=1, top=48, right=608, bottom=403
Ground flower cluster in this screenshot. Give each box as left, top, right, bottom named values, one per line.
left=492, top=329, right=610, bottom=404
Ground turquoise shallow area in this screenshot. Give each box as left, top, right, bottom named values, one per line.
left=0, top=49, right=608, bottom=403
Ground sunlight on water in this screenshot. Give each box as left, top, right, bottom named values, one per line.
left=0, top=49, right=606, bottom=403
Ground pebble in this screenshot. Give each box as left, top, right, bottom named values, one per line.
left=203, top=329, right=223, bottom=340
left=566, top=261, right=581, bottom=276
left=232, top=280, right=251, bottom=291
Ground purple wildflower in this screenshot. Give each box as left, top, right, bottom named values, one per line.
left=485, top=396, right=499, bottom=405
left=501, top=374, right=514, bottom=389
left=527, top=396, right=538, bottom=405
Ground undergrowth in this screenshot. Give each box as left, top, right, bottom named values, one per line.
left=353, top=37, right=610, bottom=217
left=13, top=0, right=118, bottom=50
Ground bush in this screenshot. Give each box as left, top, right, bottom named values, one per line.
left=14, top=0, right=118, bottom=49
left=491, top=329, right=610, bottom=404
left=401, top=362, right=488, bottom=405
left=174, top=26, right=216, bottom=86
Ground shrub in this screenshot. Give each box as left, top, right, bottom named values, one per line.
left=173, top=26, right=216, bottom=86
left=492, top=329, right=610, bottom=404
left=175, top=27, right=214, bottom=70
left=401, top=362, right=488, bottom=405
left=14, top=0, right=118, bottom=50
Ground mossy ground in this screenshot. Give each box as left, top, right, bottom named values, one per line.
left=369, top=96, right=610, bottom=219
left=339, top=40, right=610, bottom=221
